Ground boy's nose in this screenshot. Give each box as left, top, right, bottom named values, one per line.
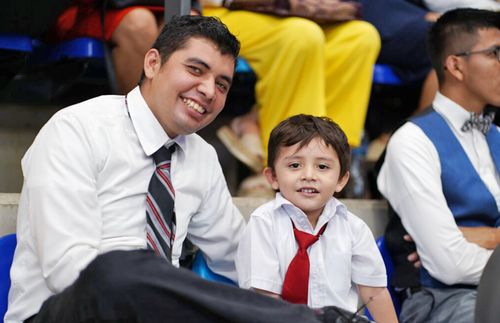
left=301, top=166, right=316, bottom=181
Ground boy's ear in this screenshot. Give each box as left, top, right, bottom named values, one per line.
left=263, top=167, right=279, bottom=191
left=335, top=171, right=350, bottom=193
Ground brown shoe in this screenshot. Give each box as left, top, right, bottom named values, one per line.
left=237, top=174, right=275, bottom=198
left=217, top=125, right=264, bottom=173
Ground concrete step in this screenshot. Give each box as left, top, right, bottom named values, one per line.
left=0, top=193, right=389, bottom=238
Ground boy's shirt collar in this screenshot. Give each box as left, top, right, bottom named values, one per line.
left=273, top=192, right=348, bottom=234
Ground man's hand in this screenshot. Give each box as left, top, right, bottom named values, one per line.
left=289, top=0, right=320, bottom=17
left=318, top=0, right=359, bottom=21
left=404, top=234, right=421, bottom=268
left=403, top=227, right=500, bottom=268
left=289, top=0, right=359, bottom=22
left=424, top=12, right=440, bottom=22
left=459, top=226, right=500, bottom=250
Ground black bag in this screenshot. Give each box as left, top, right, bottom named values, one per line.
left=0, top=0, right=73, bottom=37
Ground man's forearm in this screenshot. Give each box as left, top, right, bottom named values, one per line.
left=459, top=226, right=500, bottom=250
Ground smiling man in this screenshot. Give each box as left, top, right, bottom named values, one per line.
left=4, top=16, right=335, bottom=323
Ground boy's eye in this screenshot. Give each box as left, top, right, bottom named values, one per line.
left=318, top=164, right=329, bottom=170
left=289, top=162, right=300, bottom=169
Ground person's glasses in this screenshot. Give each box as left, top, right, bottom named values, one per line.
left=455, top=45, right=500, bottom=62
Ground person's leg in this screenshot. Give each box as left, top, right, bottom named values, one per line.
left=323, top=21, right=381, bottom=147
left=52, top=6, right=161, bottom=95
left=111, top=8, right=160, bottom=94
left=399, top=289, right=435, bottom=323
left=399, top=287, right=476, bottom=323
left=427, top=288, right=476, bottom=323
left=29, top=250, right=321, bottom=323
left=204, top=8, right=327, bottom=155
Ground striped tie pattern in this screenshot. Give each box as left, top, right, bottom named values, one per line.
left=146, top=145, right=176, bottom=261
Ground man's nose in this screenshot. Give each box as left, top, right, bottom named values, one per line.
left=198, top=77, right=216, bottom=101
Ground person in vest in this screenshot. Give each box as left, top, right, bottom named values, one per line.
left=377, top=8, right=500, bottom=323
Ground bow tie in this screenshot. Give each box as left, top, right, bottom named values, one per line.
left=461, top=112, right=495, bottom=135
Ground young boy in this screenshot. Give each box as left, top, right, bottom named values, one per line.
left=236, top=114, right=397, bottom=322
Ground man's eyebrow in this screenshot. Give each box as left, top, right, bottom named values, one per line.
left=186, top=57, right=233, bottom=85
left=186, top=57, right=210, bottom=69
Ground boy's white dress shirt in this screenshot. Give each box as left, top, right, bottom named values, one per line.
left=236, top=193, right=386, bottom=311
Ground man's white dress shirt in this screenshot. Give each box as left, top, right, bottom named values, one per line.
left=235, top=193, right=386, bottom=312
left=5, top=86, right=245, bottom=323
left=378, top=92, right=500, bottom=286
left=423, top=0, right=500, bottom=13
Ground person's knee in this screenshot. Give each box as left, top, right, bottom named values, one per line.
left=79, top=250, right=154, bottom=300
left=344, top=20, right=381, bottom=56
left=112, top=8, right=158, bottom=44
left=280, top=18, right=325, bottom=55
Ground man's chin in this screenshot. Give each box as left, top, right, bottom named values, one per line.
left=179, top=122, right=212, bottom=136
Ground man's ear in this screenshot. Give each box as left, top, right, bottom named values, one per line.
left=335, top=171, right=350, bottom=193
left=263, top=167, right=279, bottom=191
left=143, top=48, right=162, bottom=80
left=444, top=55, right=465, bottom=82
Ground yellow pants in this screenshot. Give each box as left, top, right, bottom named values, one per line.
left=204, top=8, right=381, bottom=149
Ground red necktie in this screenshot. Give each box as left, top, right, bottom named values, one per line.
left=281, top=221, right=327, bottom=304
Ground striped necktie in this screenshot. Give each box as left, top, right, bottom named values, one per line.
left=146, top=144, right=176, bottom=261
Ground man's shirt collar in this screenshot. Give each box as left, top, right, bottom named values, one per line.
left=434, top=92, right=482, bottom=136
left=127, top=86, right=186, bottom=156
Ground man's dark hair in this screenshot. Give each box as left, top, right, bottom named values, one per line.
left=428, top=8, right=500, bottom=82
left=139, top=15, right=240, bottom=84
left=267, top=114, right=351, bottom=179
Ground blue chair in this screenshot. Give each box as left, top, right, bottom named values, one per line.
left=365, top=236, right=401, bottom=320
left=0, top=34, right=35, bottom=88
left=235, top=57, right=253, bottom=74
left=32, top=37, right=104, bottom=63
left=0, top=234, right=16, bottom=320
left=0, top=34, right=33, bottom=53
left=191, top=250, right=237, bottom=286
left=372, top=64, right=402, bottom=86
left=28, top=36, right=118, bottom=98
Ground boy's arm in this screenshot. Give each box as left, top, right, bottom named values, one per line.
left=252, top=288, right=281, bottom=299
left=358, top=285, right=398, bottom=323
left=235, top=210, right=283, bottom=295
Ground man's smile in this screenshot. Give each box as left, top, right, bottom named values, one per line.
left=182, top=97, right=206, bottom=114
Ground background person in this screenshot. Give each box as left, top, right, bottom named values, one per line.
left=377, top=8, right=500, bottom=323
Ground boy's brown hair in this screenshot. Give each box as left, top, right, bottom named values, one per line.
left=267, top=114, right=351, bottom=178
